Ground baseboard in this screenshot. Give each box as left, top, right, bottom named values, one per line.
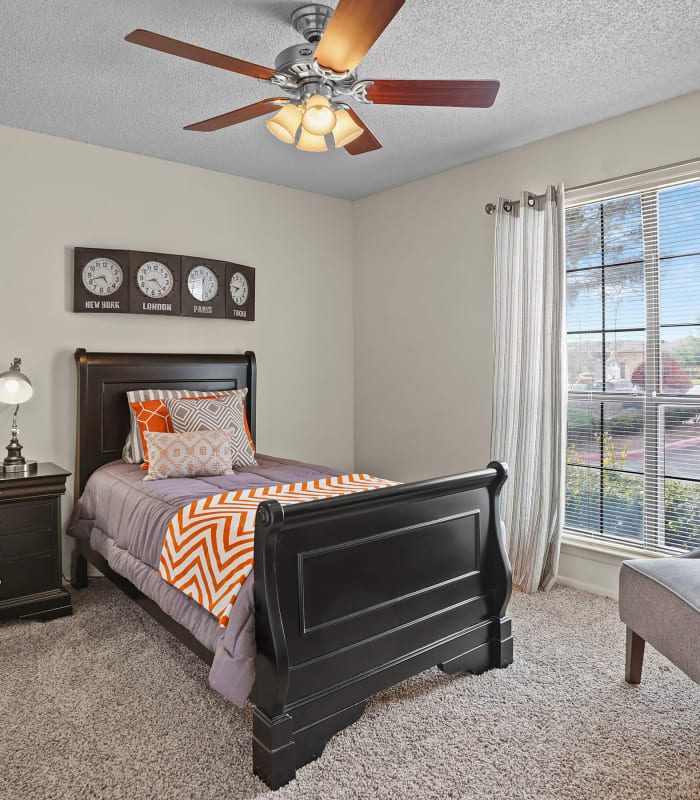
left=556, top=574, right=618, bottom=600
left=556, top=539, right=624, bottom=600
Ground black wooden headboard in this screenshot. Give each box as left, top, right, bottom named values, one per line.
left=74, top=349, right=256, bottom=495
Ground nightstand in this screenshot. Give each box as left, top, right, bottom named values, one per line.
left=0, top=463, right=72, bottom=621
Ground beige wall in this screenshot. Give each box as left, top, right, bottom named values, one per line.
left=0, top=125, right=355, bottom=570
left=353, top=91, right=700, bottom=482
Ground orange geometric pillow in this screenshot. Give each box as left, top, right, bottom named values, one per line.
left=129, top=399, right=174, bottom=471
left=240, top=397, right=255, bottom=450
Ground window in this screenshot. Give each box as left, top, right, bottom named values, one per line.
left=565, top=170, right=700, bottom=553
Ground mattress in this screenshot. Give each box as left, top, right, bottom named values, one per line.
left=67, top=454, right=344, bottom=705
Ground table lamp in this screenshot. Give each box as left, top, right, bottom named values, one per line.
left=0, top=357, right=36, bottom=473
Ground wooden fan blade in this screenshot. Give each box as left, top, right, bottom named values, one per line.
left=125, top=29, right=275, bottom=80
left=365, top=79, right=500, bottom=107
left=184, top=99, right=287, bottom=132
left=314, top=0, right=405, bottom=73
left=343, top=108, right=382, bottom=155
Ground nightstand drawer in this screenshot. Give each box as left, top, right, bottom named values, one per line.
left=0, top=555, right=55, bottom=600
left=0, top=528, right=53, bottom=559
left=0, top=500, right=53, bottom=533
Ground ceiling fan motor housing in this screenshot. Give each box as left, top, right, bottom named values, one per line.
left=274, top=43, right=317, bottom=75
left=273, top=39, right=359, bottom=106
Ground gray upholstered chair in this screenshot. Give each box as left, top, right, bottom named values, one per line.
left=619, top=548, right=700, bottom=685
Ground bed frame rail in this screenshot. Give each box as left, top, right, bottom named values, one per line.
left=251, top=462, right=512, bottom=788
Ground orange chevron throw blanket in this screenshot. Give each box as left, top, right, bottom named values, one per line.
left=159, top=474, right=399, bottom=627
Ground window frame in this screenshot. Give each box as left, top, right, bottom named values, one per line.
left=564, top=158, right=700, bottom=553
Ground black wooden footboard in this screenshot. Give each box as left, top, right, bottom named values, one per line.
left=251, top=461, right=512, bottom=788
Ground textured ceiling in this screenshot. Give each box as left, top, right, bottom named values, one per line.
left=2, top=0, right=699, bottom=200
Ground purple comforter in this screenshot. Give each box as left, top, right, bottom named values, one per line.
left=67, top=454, right=344, bottom=705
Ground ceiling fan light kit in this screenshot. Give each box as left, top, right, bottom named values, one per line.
left=265, top=103, right=303, bottom=143
left=297, top=129, right=328, bottom=152
left=125, top=0, right=500, bottom=156
left=301, top=94, right=337, bottom=136
left=332, top=108, right=365, bottom=147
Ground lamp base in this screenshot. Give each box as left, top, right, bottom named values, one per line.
left=4, top=407, right=35, bottom=474
left=3, top=459, right=37, bottom=474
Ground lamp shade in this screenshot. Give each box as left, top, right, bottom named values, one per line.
left=302, top=94, right=337, bottom=136
left=0, top=359, right=33, bottom=404
left=332, top=109, right=364, bottom=148
left=265, top=104, right=302, bottom=144
left=296, top=129, right=327, bottom=152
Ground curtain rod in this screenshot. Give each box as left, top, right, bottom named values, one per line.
left=485, top=157, right=700, bottom=215
left=484, top=188, right=556, bottom=215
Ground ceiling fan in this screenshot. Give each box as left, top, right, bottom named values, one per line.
left=125, top=0, right=500, bottom=154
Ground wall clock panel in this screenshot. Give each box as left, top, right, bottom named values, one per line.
left=181, top=256, right=226, bottom=318
left=226, top=263, right=256, bottom=321
left=129, top=251, right=181, bottom=316
left=74, top=248, right=130, bottom=313
left=73, top=247, right=254, bottom=321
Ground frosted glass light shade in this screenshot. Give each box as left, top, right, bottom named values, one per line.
left=302, top=94, right=337, bottom=136
left=266, top=104, right=302, bottom=144
left=332, top=109, right=364, bottom=148
left=296, top=129, right=327, bottom=152
left=0, top=365, right=33, bottom=404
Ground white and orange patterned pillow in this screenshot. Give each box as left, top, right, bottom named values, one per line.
left=142, top=428, right=236, bottom=481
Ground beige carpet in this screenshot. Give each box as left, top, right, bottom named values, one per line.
left=1, top=580, right=698, bottom=800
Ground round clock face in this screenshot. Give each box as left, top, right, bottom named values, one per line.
left=82, top=257, right=123, bottom=296
left=136, top=261, right=174, bottom=299
left=229, top=272, right=249, bottom=306
left=187, top=265, right=219, bottom=302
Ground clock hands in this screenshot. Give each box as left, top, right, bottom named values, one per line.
left=147, top=276, right=167, bottom=294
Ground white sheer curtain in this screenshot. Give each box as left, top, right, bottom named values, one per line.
left=491, top=185, right=566, bottom=592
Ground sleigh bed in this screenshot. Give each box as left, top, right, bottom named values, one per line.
left=69, top=349, right=513, bottom=789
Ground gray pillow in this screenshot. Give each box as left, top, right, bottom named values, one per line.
left=165, top=393, right=256, bottom=468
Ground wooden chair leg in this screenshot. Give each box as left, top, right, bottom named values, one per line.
left=625, top=627, right=645, bottom=684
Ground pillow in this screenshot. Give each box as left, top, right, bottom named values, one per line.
left=143, top=428, right=236, bottom=481
left=122, top=387, right=248, bottom=464
left=165, top=394, right=256, bottom=468
left=129, top=398, right=174, bottom=472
